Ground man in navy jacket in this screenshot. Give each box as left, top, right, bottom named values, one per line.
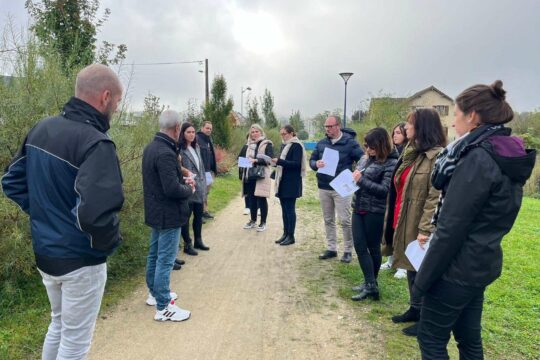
left=309, top=115, right=363, bottom=263
left=2, top=64, right=124, bottom=359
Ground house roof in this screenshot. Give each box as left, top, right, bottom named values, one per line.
left=409, top=85, right=454, bottom=103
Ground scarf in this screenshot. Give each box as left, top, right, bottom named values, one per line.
left=395, top=143, right=419, bottom=185
left=430, top=124, right=504, bottom=225
left=274, top=137, right=307, bottom=194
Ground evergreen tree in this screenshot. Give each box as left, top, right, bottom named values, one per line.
left=289, top=110, right=304, bottom=132
left=261, top=89, right=278, bottom=128
left=203, top=75, right=234, bottom=148
left=247, top=97, right=261, bottom=125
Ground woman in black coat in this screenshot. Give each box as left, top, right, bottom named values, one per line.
left=271, top=125, right=306, bottom=246
left=350, top=128, right=398, bottom=301
left=414, top=81, right=536, bottom=359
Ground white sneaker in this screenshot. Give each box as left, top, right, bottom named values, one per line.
left=243, top=220, right=256, bottom=229
left=146, top=292, right=178, bottom=306
left=154, top=300, right=191, bottom=322
left=256, top=223, right=267, bottom=232
left=394, top=268, right=407, bottom=279
left=380, top=261, right=392, bottom=270
left=243, top=208, right=250, bottom=215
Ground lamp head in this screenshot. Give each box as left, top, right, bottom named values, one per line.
left=339, top=72, right=354, bottom=83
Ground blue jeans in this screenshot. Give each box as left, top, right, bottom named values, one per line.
left=280, top=197, right=297, bottom=236
left=146, top=227, right=180, bottom=310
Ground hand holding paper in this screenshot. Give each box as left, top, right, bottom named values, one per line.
left=238, top=157, right=253, bottom=168
left=317, top=148, right=339, bottom=176
left=329, top=169, right=359, bottom=197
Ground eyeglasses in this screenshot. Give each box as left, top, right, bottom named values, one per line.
left=324, top=124, right=338, bottom=129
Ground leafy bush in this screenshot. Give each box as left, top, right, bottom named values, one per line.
left=214, top=145, right=237, bottom=174
left=298, top=129, right=309, bottom=140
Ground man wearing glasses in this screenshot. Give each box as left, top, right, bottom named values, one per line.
left=309, top=116, right=363, bottom=263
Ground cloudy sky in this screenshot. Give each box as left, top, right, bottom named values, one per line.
left=2, top=0, right=539, bottom=119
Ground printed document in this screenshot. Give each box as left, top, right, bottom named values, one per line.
left=238, top=157, right=253, bottom=168
left=205, top=171, right=213, bottom=186
left=329, top=169, right=359, bottom=197
left=405, top=239, right=430, bottom=271
left=317, top=147, right=339, bottom=176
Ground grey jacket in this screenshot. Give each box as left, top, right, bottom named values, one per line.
left=180, top=145, right=207, bottom=204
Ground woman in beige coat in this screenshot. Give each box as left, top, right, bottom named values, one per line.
left=384, top=108, right=446, bottom=337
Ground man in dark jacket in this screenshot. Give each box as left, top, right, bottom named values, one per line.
left=196, top=121, right=217, bottom=219
left=309, top=115, right=364, bottom=263
left=142, top=109, right=195, bottom=322
left=2, top=64, right=124, bottom=359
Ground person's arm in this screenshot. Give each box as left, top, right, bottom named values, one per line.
left=309, top=143, right=321, bottom=171
left=255, top=142, right=274, bottom=165
left=75, top=141, right=124, bottom=252
left=350, top=140, right=364, bottom=162
left=414, top=149, right=495, bottom=294
left=418, top=157, right=442, bottom=236
left=158, top=152, right=193, bottom=199
left=358, top=160, right=396, bottom=198
left=277, top=143, right=302, bottom=169
left=1, top=140, right=29, bottom=213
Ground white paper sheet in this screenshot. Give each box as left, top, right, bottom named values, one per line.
left=405, top=240, right=430, bottom=271
left=329, top=169, right=359, bottom=197
left=205, top=171, right=213, bottom=186
left=238, top=157, right=253, bottom=168
left=317, top=147, right=339, bottom=176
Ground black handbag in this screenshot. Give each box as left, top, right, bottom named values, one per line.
left=247, top=165, right=265, bottom=181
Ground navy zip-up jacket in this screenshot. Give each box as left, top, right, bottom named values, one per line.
left=309, top=128, right=364, bottom=190
left=1, top=97, right=124, bottom=276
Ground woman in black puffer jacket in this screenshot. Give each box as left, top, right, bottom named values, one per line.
left=351, top=128, right=399, bottom=301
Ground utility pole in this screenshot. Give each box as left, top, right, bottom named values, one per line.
left=205, top=58, right=209, bottom=104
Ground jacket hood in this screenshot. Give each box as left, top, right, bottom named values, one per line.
left=62, top=97, right=110, bottom=133
left=486, top=135, right=536, bottom=185
left=341, top=127, right=357, bottom=138
left=388, top=148, right=400, bottom=160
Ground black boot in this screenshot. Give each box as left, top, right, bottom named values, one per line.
left=183, top=241, right=198, bottom=256
left=391, top=306, right=420, bottom=323
left=279, top=234, right=295, bottom=246
left=175, top=258, right=185, bottom=265
left=352, top=280, right=378, bottom=292
left=275, top=233, right=288, bottom=244
left=351, top=282, right=380, bottom=301
left=194, top=238, right=210, bottom=251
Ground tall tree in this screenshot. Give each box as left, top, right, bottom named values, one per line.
left=25, top=0, right=126, bottom=71
left=203, top=75, right=234, bottom=148
left=261, top=89, right=278, bottom=128
left=247, top=97, right=261, bottom=125
left=288, top=110, right=304, bottom=132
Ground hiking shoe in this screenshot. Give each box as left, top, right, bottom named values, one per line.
left=394, top=268, right=407, bottom=279
left=243, top=220, right=256, bottom=229
left=256, top=223, right=267, bottom=232
left=146, top=292, right=178, bottom=306
left=243, top=208, right=250, bottom=215
left=154, top=300, right=191, bottom=322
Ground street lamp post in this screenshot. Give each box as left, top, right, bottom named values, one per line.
left=339, top=72, right=353, bottom=128
left=240, top=86, right=252, bottom=116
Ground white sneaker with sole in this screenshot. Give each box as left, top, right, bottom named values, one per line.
left=380, top=261, right=392, bottom=270
left=394, top=268, right=407, bottom=279
left=146, top=291, right=178, bottom=306
left=243, top=208, right=250, bottom=215
left=256, top=223, right=267, bottom=232
left=243, top=220, right=256, bottom=229
left=154, top=300, right=191, bottom=322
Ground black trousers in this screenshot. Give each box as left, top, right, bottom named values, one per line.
left=245, top=180, right=268, bottom=223
left=279, top=197, right=297, bottom=236
left=407, top=270, right=424, bottom=310
left=418, top=280, right=485, bottom=360
left=181, top=202, right=204, bottom=242
left=352, top=212, right=384, bottom=284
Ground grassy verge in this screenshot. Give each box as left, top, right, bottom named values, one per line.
left=296, top=168, right=539, bottom=359
left=0, top=170, right=241, bottom=360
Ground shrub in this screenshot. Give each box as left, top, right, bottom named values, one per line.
left=214, top=145, right=236, bottom=174
left=298, top=129, right=309, bottom=140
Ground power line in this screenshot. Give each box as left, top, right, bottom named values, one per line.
left=129, top=60, right=203, bottom=66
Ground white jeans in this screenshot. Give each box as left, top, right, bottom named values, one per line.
left=39, top=263, right=107, bottom=360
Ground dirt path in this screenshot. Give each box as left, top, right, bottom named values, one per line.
left=88, top=193, right=376, bottom=360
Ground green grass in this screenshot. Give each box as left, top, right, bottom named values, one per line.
left=334, top=197, right=540, bottom=359
left=0, top=170, right=241, bottom=360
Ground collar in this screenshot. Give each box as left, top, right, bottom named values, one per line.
left=424, top=146, right=443, bottom=160
left=61, top=96, right=110, bottom=133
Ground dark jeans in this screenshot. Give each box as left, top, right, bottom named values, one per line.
left=418, top=280, right=485, bottom=360
left=244, top=196, right=249, bottom=208
left=352, top=212, right=384, bottom=284
left=407, top=270, right=423, bottom=310
left=279, top=197, right=297, bottom=236
left=181, top=202, right=204, bottom=242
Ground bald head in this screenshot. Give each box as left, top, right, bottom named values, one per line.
left=75, top=64, right=123, bottom=120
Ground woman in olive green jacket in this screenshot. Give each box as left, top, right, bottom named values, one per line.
left=384, top=108, right=446, bottom=337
